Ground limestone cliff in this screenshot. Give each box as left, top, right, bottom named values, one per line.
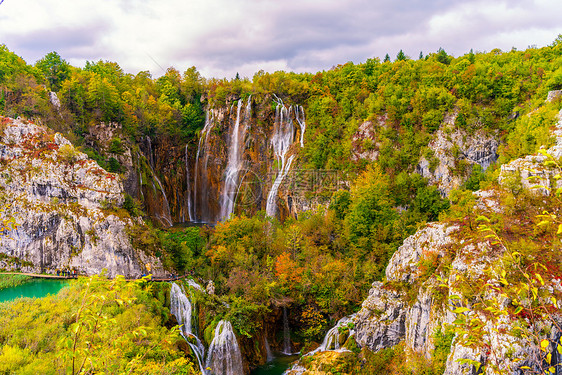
left=0, top=117, right=164, bottom=277
left=416, top=113, right=499, bottom=196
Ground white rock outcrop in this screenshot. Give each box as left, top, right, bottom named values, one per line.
left=0, top=117, right=163, bottom=277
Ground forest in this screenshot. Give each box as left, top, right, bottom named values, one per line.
left=0, top=36, right=562, bottom=374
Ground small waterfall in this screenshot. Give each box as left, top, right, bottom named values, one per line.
left=185, top=144, right=194, bottom=222
left=265, top=336, right=274, bottom=362
left=220, top=97, right=251, bottom=221
left=194, top=111, right=214, bottom=223
left=187, top=279, right=204, bottom=292
left=206, top=320, right=245, bottom=375
left=315, top=314, right=355, bottom=352
left=282, top=306, right=292, bottom=355
left=170, top=283, right=206, bottom=374
left=266, top=102, right=296, bottom=217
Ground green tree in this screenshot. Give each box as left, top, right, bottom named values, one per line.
left=35, top=51, right=70, bottom=91
left=396, top=50, right=407, bottom=61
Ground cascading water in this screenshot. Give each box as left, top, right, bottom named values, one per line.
left=295, top=105, right=306, bottom=148
left=206, top=320, right=245, bottom=375
left=265, top=336, right=274, bottom=363
left=170, top=283, right=206, bottom=374
left=194, top=110, right=214, bottom=223
left=152, top=171, right=173, bottom=227
left=282, top=314, right=356, bottom=375
left=185, top=144, right=194, bottom=222
left=314, top=314, right=356, bottom=353
left=220, top=97, right=251, bottom=221
left=282, top=306, right=292, bottom=355
left=266, top=102, right=296, bottom=217
left=142, top=138, right=173, bottom=227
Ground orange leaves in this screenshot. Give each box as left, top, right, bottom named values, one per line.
left=274, top=252, right=303, bottom=285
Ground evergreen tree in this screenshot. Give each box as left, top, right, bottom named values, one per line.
left=436, top=47, right=450, bottom=65
left=396, top=50, right=406, bottom=61
left=383, top=53, right=391, bottom=62
left=35, top=51, right=70, bottom=92
left=419, top=51, right=424, bottom=60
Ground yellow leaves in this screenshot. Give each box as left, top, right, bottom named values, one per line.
left=535, top=273, right=545, bottom=286
left=453, top=307, right=470, bottom=314
left=541, top=339, right=550, bottom=351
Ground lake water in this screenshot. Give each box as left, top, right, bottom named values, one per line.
left=250, top=354, right=300, bottom=375
left=0, top=278, right=69, bottom=303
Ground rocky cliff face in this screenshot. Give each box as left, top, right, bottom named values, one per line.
left=0, top=117, right=163, bottom=277
left=291, top=101, right=562, bottom=374
left=417, top=113, right=499, bottom=196
left=350, top=108, right=562, bottom=374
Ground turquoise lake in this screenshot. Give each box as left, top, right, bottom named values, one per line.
left=0, top=278, right=69, bottom=303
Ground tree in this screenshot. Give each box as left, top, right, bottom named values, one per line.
left=436, top=48, right=451, bottom=65
left=35, top=51, right=70, bottom=91
left=384, top=54, right=391, bottom=63
left=396, top=50, right=407, bottom=61
left=419, top=51, right=424, bottom=60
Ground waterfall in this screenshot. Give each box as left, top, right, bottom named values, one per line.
left=142, top=139, right=173, bottom=227
left=266, top=103, right=296, bottom=217
left=265, top=336, right=274, bottom=362
left=295, top=105, right=306, bottom=148
left=185, top=144, right=194, bottom=222
left=152, top=171, right=173, bottom=227
left=206, top=320, right=245, bottom=375
left=170, top=283, right=206, bottom=374
left=194, top=111, right=214, bottom=223
left=187, top=279, right=203, bottom=291
left=282, top=306, right=292, bottom=355
left=136, top=152, right=144, bottom=202
left=315, top=314, right=355, bottom=352
left=220, top=97, right=251, bottom=221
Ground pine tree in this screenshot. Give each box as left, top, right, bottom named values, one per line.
left=383, top=54, right=390, bottom=62
left=396, top=50, right=406, bottom=61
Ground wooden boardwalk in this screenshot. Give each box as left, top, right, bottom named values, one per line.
left=0, top=272, right=189, bottom=282
left=0, top=272, right=76, bottom=279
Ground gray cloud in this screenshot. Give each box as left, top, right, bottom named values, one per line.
left=0, top=0, right=560, bottom=78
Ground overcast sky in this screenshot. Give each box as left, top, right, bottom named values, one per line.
left=0, top=0, right=560, bottom=79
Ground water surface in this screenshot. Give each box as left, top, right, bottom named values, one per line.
left=0, top=278, right=69, bottom=303
left=250, top=354, right=300, bottom=375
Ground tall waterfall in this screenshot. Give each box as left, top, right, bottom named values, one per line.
left=206, top=320, right=245, bottom=375
left=184, top=144, right=194, bottom=222
left=295, top=105, right=306, bottom=148
left=220, top=97, right=251, bottom=221
left=170, top=283, right=206, bottom=374
left=194, top=111, right=215, bottom=223
left=266, top=102, right=296, bottom=217
left=144, top=137, right=173, bottom=227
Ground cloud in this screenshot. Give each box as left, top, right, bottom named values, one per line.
left=0, top=0, right=560, bottom=78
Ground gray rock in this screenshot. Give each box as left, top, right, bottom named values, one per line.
left=0, top=118, right=164, bottom=278
left=354, top=282, right=407, bottom=351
